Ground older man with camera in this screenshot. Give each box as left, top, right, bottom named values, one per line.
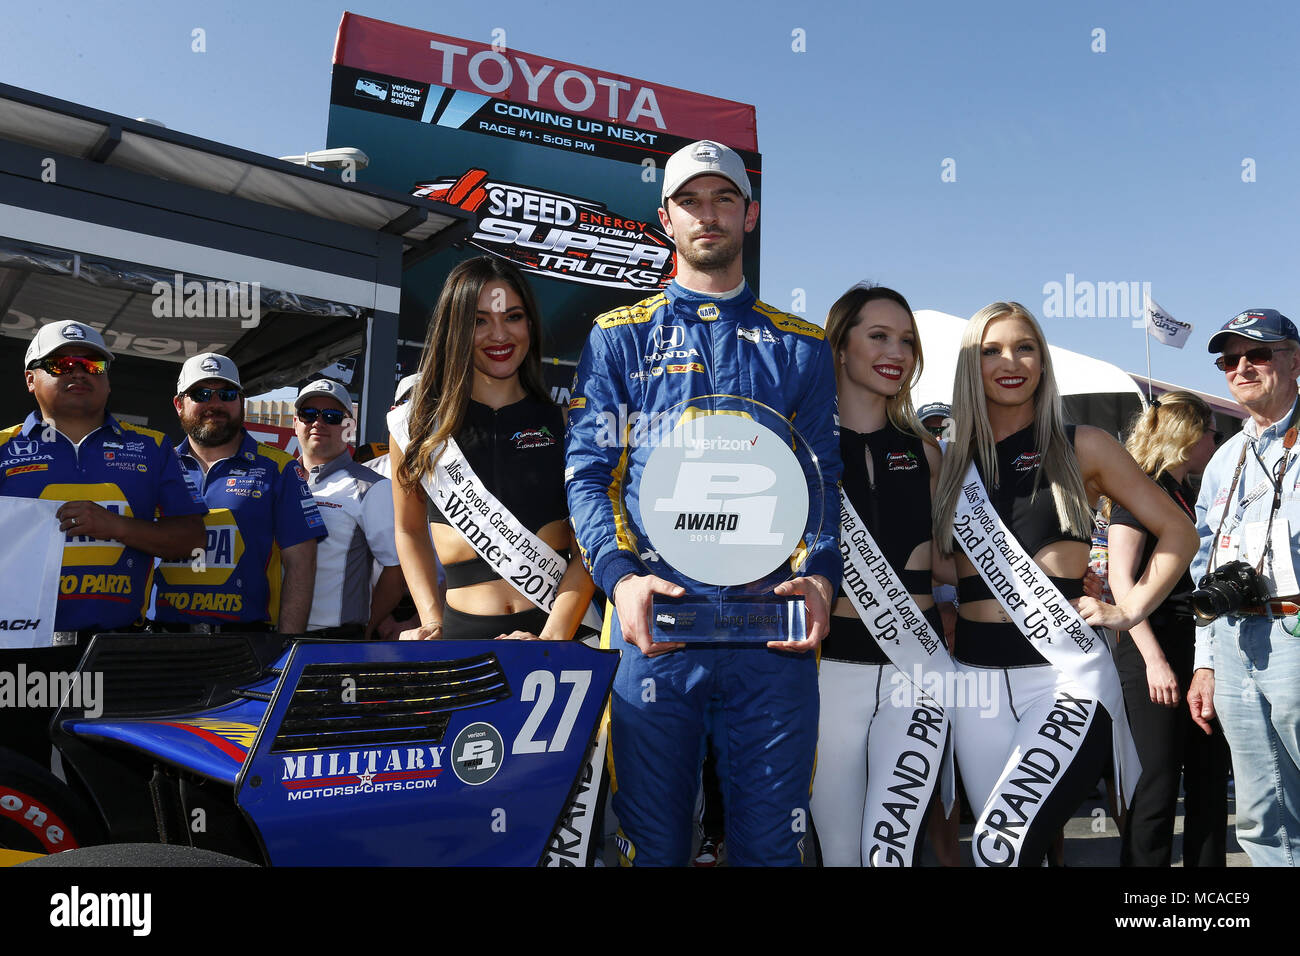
left=1189, top=308, right=1300, bottom=866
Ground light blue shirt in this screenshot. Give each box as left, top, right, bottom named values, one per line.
left=1193, top=395, right=1300, bottom=670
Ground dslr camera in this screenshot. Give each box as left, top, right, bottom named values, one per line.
left=1192, top=560, right=1269, bottom=624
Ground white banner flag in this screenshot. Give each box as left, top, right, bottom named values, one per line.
left=0, top=496, right=64, bottom=648
left=1144, top=294, right=1193, bottom=349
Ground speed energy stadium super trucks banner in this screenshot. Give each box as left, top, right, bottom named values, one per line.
left=326, top=13, right=763, bottom=390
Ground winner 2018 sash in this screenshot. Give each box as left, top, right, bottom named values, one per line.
left=952, top=464, right=1141, bottom=805
left=839, top=492, right=955, bottom=813
left=388, top=406, right=601, bottom=631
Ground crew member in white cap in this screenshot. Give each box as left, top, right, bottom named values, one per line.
left=152, top=352, right=325, bottom=633
left=0, top=320, right=206, bottom=767
left=293, top=378, right=404, bottom=638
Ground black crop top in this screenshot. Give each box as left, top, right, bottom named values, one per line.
left=824, top=423, right=933, bottom=664
left=956, top=424, right=1090, bottom=605
left=1109, top=471, right=1195, bottom=621
left=431, top=397, right=567, bottom=589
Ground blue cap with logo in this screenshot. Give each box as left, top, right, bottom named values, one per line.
left=916, top=402, right=952, bottom=421
left=1207, top=308, right=1299, bottom=352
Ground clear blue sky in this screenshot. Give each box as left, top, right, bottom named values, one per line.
left=4, top=0, right=1297, bottom=399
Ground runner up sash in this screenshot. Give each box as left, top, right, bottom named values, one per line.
left=952, top=464, right=1141, bottom=805
left=839, top=492, right=956, bottom=813
left=388, top=406, right=601, bottom=630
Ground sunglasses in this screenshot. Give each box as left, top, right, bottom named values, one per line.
left=29, top=356, right=107, bottom=376
left=185, top=386, right=242, bottom=403
left=297, top=407, right=347, bottom=425
left=1215, top=345, right=1293, bottom=371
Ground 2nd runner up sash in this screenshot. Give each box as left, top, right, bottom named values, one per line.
left=389, top=406, right=601, bottom=631
left=839, top=492, right=956, bottom=813
left=952, top=464, right=1141, bottom=805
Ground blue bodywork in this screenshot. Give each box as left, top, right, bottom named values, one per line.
left=58, top=637, right=617, bottom=866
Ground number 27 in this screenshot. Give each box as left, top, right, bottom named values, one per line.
left=512, top=670, right=591, bottom=754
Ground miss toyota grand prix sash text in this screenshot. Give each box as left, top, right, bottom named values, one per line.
left=388, top=405, right=600, bottom=629
left=839, top=492, right=956, bottom=814
left=952, top=464, right=1141, bottom=807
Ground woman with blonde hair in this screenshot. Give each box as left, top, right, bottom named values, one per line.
left=810, top=284, right=953, bottom=866
left=932, top=301, right=1198, bottom=866
left=1107, top=391, right=1229, bottom=866
left=390, top=256, right=594, bottom=641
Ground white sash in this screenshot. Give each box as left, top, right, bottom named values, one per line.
left=952, top=464, right=1141, bottom=805
left=388, top=406, right=601, bottom=631
left=838, top=492, right=956, bottom=813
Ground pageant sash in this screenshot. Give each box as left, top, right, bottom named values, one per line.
left=839, top=492, right=956, bottom=813
left=952, top=464, right=1141, bottom=806
left=389, top=406, right=601, bottom=630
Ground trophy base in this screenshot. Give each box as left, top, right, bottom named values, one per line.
left=651, top=594, right=807, bottom=644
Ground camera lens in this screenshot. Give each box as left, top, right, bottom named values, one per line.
left=1192, top=581, right=1236, bottom=622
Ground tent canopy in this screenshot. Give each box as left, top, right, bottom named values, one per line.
left=0, top=82, right=473, bottom=440
left=912, top=309, right=1146, bottom=437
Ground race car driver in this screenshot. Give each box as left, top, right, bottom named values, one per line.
left=565, top=139, right=842, bottom=866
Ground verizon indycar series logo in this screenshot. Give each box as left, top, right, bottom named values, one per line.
left=279, top=745, right=446, bottom=801
left=413, top=171, right=674, bottom=291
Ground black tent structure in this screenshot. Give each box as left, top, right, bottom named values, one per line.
left=0, top=82, right=473, bottom=442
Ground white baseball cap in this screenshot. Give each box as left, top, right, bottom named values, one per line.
left=662, top=140, right=752, bottom=203
left=394, top=372, right=420, bottom=406
left=295, top=379, right=353, bottom=414
left=177, top=352, right=241, bottom=394
left=25, top=320, right=115, bottom=367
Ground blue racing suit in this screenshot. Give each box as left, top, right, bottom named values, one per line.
left=565, top=280, right=842, bottom=865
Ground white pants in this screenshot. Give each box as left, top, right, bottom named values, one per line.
left=952, top=662, right=1111, bottom=867
left=812, top=660, right=948, bottom=866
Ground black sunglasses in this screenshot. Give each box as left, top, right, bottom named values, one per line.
left=1215, top=345, right=1293, bottom=371
left=297, top=407, right=347, bottom=425
left=185, top=386, right=242, bottom=403
left=29, top=356, right=108, bottom=376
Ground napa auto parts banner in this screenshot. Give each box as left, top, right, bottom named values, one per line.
left=327, top=13, right=762, bottom=383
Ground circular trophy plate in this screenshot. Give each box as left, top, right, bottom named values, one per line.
left=629, top=394, right=822, bottom=592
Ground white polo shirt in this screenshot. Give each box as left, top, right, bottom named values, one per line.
left=304, top=451, right=399, bottom=630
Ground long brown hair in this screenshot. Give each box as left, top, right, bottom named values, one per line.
left=397, top=256, right=549, bottom=491
left=825, top=284, right=934, bottom=447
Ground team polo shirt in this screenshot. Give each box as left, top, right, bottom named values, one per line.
left=0, top=412, right=207, bottom=631
left=304, top=451, right=399, bottom=630
left=152, top=431, right=325, bottom=625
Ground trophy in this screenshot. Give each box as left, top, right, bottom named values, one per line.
left=623, top=394, right=825, bottom=643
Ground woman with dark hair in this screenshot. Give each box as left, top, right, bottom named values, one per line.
left=810, top=284, right=953, bottom=866
left=1107, top=391, right=1229, bottom=865
left=932, top=301, right=1198, bottom=866
left=389, top=256, right=594, bottom=640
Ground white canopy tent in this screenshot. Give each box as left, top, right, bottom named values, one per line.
left=911, top=309, right=1147, bottom=437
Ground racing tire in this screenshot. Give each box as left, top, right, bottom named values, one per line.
left=0, top=747, right=105, bottom=855
left=19, top=843, right=257, bottom=867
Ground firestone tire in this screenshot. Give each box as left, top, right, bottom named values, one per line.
left=19, top=843, right=258, bottom=866
left=0, top=747, right=104, bottom=855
